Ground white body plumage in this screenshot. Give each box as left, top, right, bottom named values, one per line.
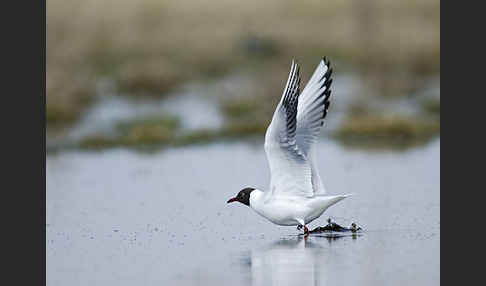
left=249, top=189, right=350, bottom=226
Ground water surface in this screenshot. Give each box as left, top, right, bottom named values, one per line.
left=47, top=138, right=440, bottom=286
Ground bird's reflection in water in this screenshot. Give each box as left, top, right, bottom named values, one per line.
left=242, top=234, right=360, bottom=286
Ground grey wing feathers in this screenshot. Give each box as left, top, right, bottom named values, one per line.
left=264, top=60, right=314, bottom=198
left=296, top=57, right=333, bottom=156
left=296, top=57, right=333, bottom=195
left=281, top=60, right=301, bottom=145
left=264, top=58, right=333, bottom=198
left=265, top=59, right=306, bottom=162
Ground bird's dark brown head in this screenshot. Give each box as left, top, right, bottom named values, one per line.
left=227, top=187, right=255, bottom=206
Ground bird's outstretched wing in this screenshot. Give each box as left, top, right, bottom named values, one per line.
left=264, top=58, right=333, bottom=199
left=264, top=60, right=314, bottom=199
left=295, top=58, right=333, bottom=195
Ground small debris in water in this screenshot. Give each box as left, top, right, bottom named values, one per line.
left=310, top=218, right=363, bottom=234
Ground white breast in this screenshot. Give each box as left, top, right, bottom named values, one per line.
left=249, top=190, right=319, bottom=226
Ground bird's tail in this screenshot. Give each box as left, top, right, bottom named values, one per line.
left=324, top=194, right=352, bottom=208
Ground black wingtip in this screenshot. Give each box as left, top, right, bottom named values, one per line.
left=322, top=56, right=331, bottom=67
left=324, top=78, right=333, bottom=90
left=323, top=89, right=331, bottom=98
left=319, top=68, right=334, bottom=89
left=325, top=67, right=333, bottom=80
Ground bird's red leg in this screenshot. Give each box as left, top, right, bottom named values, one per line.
left=304, top=225, right=309, bottom=236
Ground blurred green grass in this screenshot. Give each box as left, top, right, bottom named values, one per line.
left=47, top=0, right=440, bottom=127
left=78, top=116, right=267, bottom=149
left=335, top=115, right=439, bottom=140
left=79, top=115, right=179, bottom=148
left=421, top=98, right=440, bottom=116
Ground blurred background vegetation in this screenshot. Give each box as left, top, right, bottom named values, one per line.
left=47, top=0, right=440, bottom=151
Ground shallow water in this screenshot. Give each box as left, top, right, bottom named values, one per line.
left=46, top=138, right=440, bottom=286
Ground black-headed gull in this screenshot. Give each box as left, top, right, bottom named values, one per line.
left=227, top=58, right=351, bottom=235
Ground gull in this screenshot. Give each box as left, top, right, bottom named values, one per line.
left=227, top=58, right=351, bottom=235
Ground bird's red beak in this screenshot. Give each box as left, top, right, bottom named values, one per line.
left=227, top=197, right=238, bottom=203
